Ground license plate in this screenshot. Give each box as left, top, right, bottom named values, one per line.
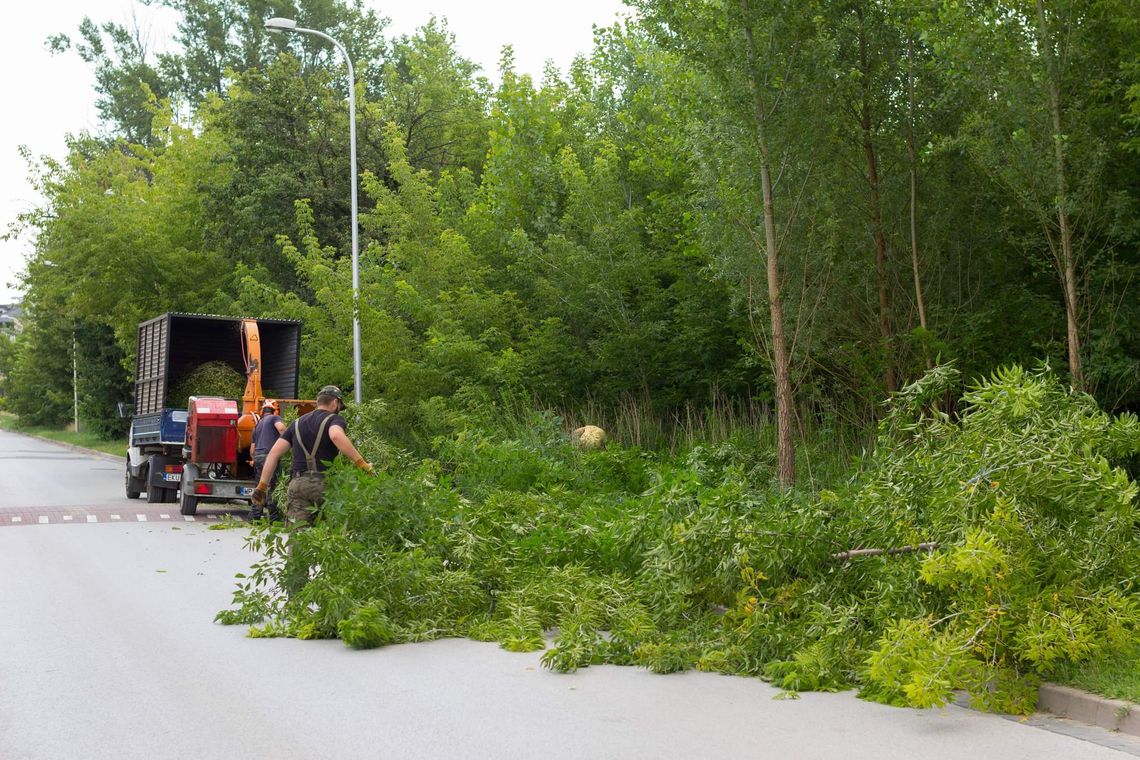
left=163, top=473, right=182, bottom=482
left=239, top=487, right=253, bottom=496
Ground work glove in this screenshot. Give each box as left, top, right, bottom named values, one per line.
left=251, top=482, right=270, bottom=507
left=353, top=456, right=374, bottom=475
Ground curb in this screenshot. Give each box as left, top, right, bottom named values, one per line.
left=5, top=429, right=124, bottom=464
left=1038, top=682, right=1140, bottom=737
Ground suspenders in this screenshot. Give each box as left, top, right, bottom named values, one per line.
left=294, top=412, right=335, bottom=473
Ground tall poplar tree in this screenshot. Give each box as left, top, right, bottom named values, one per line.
left=936, top=0, right=1135, bottom=391
left=632, top=0, right=832, bottom=485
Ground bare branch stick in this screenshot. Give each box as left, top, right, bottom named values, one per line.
left=831, top=542, right=940, bottom=562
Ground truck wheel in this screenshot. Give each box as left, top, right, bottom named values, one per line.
left=180, top=463, right=199, bottom=516
left=125, top=460, right=142, bottom=500
left=179, top=488, right=198, bottom=516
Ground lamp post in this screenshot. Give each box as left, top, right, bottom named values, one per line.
left=72, top=333, right=80, bottom=433
left=265, top=16, right=363, bottom=404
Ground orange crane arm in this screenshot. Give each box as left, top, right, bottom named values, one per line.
left=241, top=319, right=264, bottom=414
left=237, top=319, right=264, bottom=456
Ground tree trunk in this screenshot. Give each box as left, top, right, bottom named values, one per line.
left=742, top=12, right=795, bottom=487
left=1035, top=0, right=1083, bottom=390
left=760, top=139, right=796, bottom=488
left=906, top=38, right=931, bottom=370
left=907, top=143, right=927, bottom=331
left=859, top=27, right=896, bottom=394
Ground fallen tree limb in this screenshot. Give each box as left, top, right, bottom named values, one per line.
left=831, top=542, right=940, bottom=562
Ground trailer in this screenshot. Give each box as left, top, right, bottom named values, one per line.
left=124, top=313, right=304, bottom=515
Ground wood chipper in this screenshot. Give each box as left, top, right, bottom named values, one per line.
left=125, top=313, right=314, bottom=515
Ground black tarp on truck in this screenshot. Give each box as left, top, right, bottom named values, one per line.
left=125, top=313, right=302, bottom=505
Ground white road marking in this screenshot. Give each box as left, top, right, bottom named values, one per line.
left=86, top=515, right=97, bottom=523
left=63, top=515, right=73, bottom=521
left=12, top=516, right=21, bottom=523
left=110, top=515, right=121, bottom=521
left=136, top=514, right=147, bottom=522
left=38, top=516, right=48, bottom=524
left=184, top=516, right=195, bottom=522
left=160, top=514, right=170, bottom=519
left=209, top=515, right=219, bottom=520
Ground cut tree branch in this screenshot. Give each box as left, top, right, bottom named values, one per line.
left=831, top=542, right=940, bottom=562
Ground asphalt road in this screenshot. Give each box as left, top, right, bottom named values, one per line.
left=1, top=429, right=1138, bottom=759
left=0, top=429, right=244, bottom=524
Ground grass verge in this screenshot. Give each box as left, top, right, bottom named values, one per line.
left=0, top=412, right=127, bottom=458
left=1052, top=645, right=1140, bottom=704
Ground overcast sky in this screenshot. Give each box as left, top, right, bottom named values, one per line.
left=0, top=0, right=629, bottom=303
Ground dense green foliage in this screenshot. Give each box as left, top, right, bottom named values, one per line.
left=217, top=367, right=1140, bottom=712
left=5, top=0, right=1138, bottom=439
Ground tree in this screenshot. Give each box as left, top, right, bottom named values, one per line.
left=149, top=0, right=388, bottom=101
left=47, top=16, right=169, bottom=145
left=632, top=0, right=834, bottom=485
left=194, top=55, right=365, bottom=290
left=375, top=18, right=490, bottom=178
left=13, top=108, right=233, bottom=349
left=828, top=0, right=903, bottom=392
left=935, top=0, right=1137, bottom=391
left=50, top=0, right=389, bottom=144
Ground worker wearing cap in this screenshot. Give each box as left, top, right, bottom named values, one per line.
left=251, top=385, right=372, bottom=526
left=249, top=400, right=286, bottom=521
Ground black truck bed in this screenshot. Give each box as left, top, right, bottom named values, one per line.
left=134, top=313, right=302, bottom=416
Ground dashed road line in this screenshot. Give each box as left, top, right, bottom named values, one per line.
left=1, top=507, right=245, bottom=528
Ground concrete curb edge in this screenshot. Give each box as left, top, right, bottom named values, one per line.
left=1039, top=682, right=1140, bottom=737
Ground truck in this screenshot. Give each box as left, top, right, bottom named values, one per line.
left=124, top=312, right=306, bottom=516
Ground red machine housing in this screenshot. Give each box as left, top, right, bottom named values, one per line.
left=186, top=396, right=239, bottom=464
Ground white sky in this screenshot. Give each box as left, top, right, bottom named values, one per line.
left=0, top=0, right=629, bottom=302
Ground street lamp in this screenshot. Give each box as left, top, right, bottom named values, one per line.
left=265, top=16, right=363, bottom=404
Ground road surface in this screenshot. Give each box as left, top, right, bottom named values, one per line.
left=0, top=430, right=244, bottom=525
left=1, top=428, right=1138, bottom=759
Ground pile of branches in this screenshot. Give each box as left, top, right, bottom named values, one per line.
left=169, top=361, right=246, bottom=409
left=218, top=365, right=1140, bottom=713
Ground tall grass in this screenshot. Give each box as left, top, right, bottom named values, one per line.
left=555, top=393, right=870, bottom=491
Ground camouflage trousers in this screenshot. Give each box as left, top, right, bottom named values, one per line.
left=283, top=471, right=326, bottom=596
left=284, top=471, right=326, bottom=526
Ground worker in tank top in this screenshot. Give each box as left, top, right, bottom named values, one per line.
left=251, top=385, right=372, bottom=525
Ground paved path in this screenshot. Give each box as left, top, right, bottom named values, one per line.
left=2, top=429, right=1139, bottom=759
left=0, top=429, right=244, bottom=525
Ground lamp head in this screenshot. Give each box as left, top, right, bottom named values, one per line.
left=265, top=17, right=298, bottom=33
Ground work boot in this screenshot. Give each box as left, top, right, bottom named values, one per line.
left=247, top=507, right=263, bottom=521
